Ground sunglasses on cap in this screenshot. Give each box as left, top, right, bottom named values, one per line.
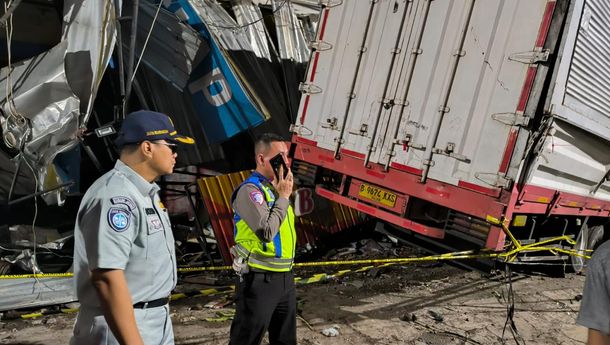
left=152, top=141, right=178, bottom=154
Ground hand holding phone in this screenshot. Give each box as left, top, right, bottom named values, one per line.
left=270, top=153, right=289, bottom=180
left=269, top=153, right=293, bottom=199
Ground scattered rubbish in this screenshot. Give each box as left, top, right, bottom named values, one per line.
left=204, top=310, right=235, bottom=322
left=297, top=315, right=315, bottom=332
left=64, top=303, right=80, bottom=310
left=179, top=316, right=198, bottom=323
left=359, top=239, right=385, bottom=255
left=428, top=310, right=444, bottom=322
left=321, top=326, right=340, bottom=337
left=328, top=247, right=357, bottom=260
left=400, top=313, right=417, bottom=322
left=189, top=304, right=204, bottom=311
left=368, top=267, right=382, bottom=278
left=575, top=294, right=583, bottom=302
left=347, top=280, right=364, bottom=289
left=307, top=317, right=326, bottom=325
left=204, top=298, right=232, bottom=309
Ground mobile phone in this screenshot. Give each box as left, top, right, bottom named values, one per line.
left=269, top=153, right=288, bottom=180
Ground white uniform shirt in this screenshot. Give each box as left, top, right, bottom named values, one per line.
left=73, top=160, right=176, bottom=308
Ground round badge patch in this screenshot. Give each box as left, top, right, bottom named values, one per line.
left=249, top=190, right=265, bottom=205
left=107, top=207, right=131, bottom=232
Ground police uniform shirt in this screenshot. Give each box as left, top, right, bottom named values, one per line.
left=73, top=159, right=176, bottom=308
left=232, top=177, right=290, bottom=243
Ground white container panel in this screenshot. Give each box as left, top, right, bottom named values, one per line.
left=298, top=1, right=371, bottom=150
left=421, top=0, right=549, bottom=186
left=527, top=119, right=610, bottom=201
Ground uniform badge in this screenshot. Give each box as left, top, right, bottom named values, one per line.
left=110, top=196, right=136, bottom=210
left=107, top=208, right=130, bottom=232
left=249, top=190, right=265, bottom=205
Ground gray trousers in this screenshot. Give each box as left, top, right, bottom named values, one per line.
left=70, top=305, right=173, bottom=345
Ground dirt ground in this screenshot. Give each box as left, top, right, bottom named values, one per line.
left=0, top=260, right=589, bottom=345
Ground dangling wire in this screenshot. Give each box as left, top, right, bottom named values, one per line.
left=501, top=265, right=525, bottom=345
left=2, top=0, right=27, bottom=150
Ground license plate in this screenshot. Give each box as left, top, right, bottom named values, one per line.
left=358, top=183, right=397, bottom=208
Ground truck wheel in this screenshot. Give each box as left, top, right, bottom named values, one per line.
left=571, top=224, right=605, bottom=273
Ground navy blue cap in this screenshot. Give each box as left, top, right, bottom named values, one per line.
left=115, top=110, right=195, bottom=147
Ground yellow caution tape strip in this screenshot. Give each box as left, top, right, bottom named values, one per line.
left=20, top=308, right=79, bottom=320
left=0, top=272, right=75, bottom=280
left=170, top=286, right=235, bottom=302
left=15, top=221, right=588, bottom=320
left=0, top=218, right=593, bottom=280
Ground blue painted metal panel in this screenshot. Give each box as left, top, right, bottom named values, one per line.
left=166, top=1, right=267, bottom=143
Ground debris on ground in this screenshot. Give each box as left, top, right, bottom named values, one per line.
left=428, top=310, right=444, bottom=323
left=321, top=326, right=340, bottom=337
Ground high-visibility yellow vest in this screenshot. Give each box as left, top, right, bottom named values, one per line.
left=231, top=172, right=296, bottom=272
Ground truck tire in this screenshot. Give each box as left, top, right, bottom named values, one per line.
left=571, top=224, right=605, bottom=273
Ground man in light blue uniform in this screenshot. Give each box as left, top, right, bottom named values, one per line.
left=71, top=110, right=194, bottom=345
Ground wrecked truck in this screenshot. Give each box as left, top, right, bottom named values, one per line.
left=290, top=0, right=610, bottom=268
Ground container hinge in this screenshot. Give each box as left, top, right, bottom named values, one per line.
left=309, top=40, right=333, bottom=51
left=348, top=123, right=368, bottom=136
left=319, top=0, right=343, bottom=8
left=432, top=142, right=471, bottom=163
left=320, top=117, right=339, bottom=130
left=508, top=49, right=550, bottom=64
left=299, top=82, right=322, bottom=94
left=393, top=136, right=425, bottom=151
left=289, top=124, right=314, bottom=136
left=475, top=172, right=513, bottom=189
left=492, top=112, right=530, bottom=127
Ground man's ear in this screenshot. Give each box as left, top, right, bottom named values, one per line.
left=141, top=141, right=154, bottom=158
left=257, top=153, right=265, bottom=167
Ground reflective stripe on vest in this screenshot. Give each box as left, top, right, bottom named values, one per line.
left=232, top=173, right=296, bottom=272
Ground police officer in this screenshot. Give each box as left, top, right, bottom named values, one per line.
left=70, top=110, right=194, bottom=345
left=229, top=133, right=297, bottom=345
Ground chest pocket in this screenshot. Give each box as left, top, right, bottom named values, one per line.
left=145, top=208, right=168, bottom=257
left=145, top=208, right=164, bottom=234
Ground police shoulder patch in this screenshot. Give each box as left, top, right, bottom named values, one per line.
left=110, top=196, right=136, bottom=210
left=249, top=190, right=265, bottom=205
left=107, top=207, right=131, bottom=232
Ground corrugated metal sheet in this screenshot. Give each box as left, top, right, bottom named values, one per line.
left=197, top=170, right=362, bottom=264
left=0, top=277, right=75, bottom=311
left=231, top=0, right=272, bottom=61
left=565, top=0, right=610, bottom=120
left=273, top=0, right=310, bottom=63
left=550, top=0, right=610, bottom=142
left=566, top=0, right=610, bottom=117
left=124, top=2, right=204, bottom=90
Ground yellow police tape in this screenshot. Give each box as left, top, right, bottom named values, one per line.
left=20, top=308, right=79, bottom=320
left=15, top=264, right=387, bottom=320
left=0, top=219, right=592, bottom=280
left=11, top=218, right=594, bottom=321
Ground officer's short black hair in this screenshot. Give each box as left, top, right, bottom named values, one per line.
left=118, top=142, right=141, bottom=155
left=254, top=133, right=285, bottom=156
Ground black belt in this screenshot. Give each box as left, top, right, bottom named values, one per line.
left=133, top=296, right=170, bottom=309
